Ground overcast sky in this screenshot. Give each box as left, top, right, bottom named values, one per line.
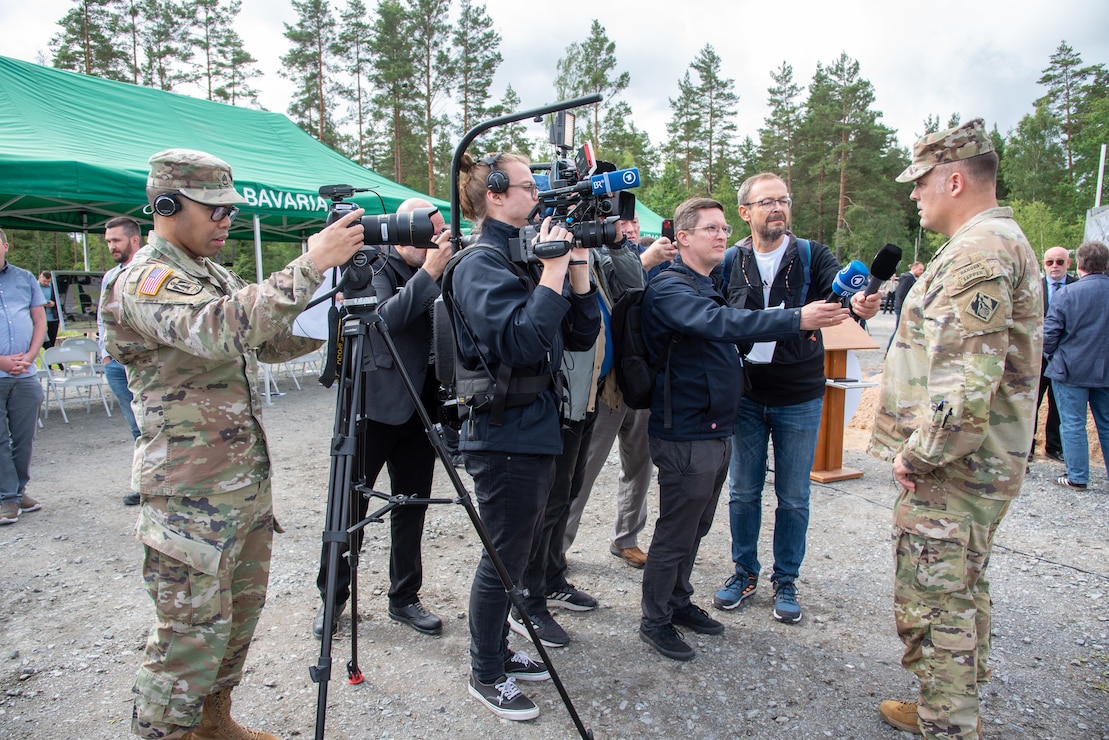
left=5, top=0, right=1108, bottom=157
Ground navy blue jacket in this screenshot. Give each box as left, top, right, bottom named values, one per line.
left=1043, top=272, right=1109, bottom=387
left=641, top=258, right=801, bottom=441
left=450, top=219, right=600, bottom=454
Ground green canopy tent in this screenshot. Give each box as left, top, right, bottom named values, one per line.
left=0, top=55, right=454, bottom=269
left=635, top=201, right=665, bottom=238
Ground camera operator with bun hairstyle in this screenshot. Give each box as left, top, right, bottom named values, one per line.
left=447, top=152, right=599, bottom=721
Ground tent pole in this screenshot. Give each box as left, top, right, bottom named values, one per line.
left=82, top=213, right=90, bottom=271
left=254, top=214, right=273, bottom=406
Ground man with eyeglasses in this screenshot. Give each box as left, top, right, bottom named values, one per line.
left=636, top=197, right=852, bottom=661
left=713, top=173, right=879, bottom=625
left=103, top=148, right=366, bottom=740
left=869, top=119, right=1041, bottom=738
left=1033, top=246, right=1075, bottom=463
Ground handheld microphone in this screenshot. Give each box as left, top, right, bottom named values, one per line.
left=863, top=244, right=903, bottom=297
left=826, top=260, right=870, bottom=303
left=590, top=167, right=641, bottom=196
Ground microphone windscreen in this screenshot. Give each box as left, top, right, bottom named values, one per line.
left=831, top=260, right=870, bottom=298
left=870, top=244, right=903, bottom=281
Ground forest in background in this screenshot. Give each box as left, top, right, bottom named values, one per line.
left=7, top=0, right=1108, bottom=282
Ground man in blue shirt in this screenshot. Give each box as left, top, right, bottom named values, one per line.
left=0, top=228, right=47, bottom=525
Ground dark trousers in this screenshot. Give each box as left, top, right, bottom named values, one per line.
left=523, top=416, right=593, bottom=615
left=315, top=374, right=437, bottom=609
left=466, top=451, right=554, bottom=683
left=641, top=437, right=730, bottom=630
left=1034, top=358, right=1063, bottom=455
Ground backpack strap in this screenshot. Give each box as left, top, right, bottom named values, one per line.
left=796, top=238, right=812, bottom=304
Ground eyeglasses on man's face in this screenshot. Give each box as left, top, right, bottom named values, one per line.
left=686, top=223, right=734, bottom=237
left=1044, top=259, right=1067, bottom=266
left=742, top=196, right=793, bottom=210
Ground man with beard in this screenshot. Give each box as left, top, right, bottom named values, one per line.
left=98, top=217, right=144, bottom=505
left=713, top=173, right=878, bottom=624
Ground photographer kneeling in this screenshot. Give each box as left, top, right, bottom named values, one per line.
left=445, top=152, right=599, bottom=720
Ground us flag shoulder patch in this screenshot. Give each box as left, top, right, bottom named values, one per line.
left=138, top=266, right=173, bottom=296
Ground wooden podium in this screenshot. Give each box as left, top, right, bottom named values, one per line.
left=811, top=321, right=879, bottom=483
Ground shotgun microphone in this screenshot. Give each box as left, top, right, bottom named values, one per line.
left=826, top=260, right=870, bottom=303
left=864, top=244, right=903, bottom=296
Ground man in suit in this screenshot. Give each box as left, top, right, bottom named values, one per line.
left=312, top=198, right=452, bottom=638
left=1033, top=246, right=1076, bottom=462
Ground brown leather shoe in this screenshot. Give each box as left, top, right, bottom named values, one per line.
left=609, top=544, right=647, bottom=568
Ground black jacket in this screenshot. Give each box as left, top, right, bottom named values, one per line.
left=449, top=219, right=600, bottom=454
left=723, top=234, right=842, bottom=407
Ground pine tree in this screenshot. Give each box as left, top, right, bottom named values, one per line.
left=335, top=0, right=375, bottom=164
left=481, top=86, right=533, bottom=161
left=1001, top=105, right=1068, bottom=207
left=757, top=62, right=802, bottom=189
left=406, top=0, right=454, bottom=196
left=281, top=0, right=344, bottom=150
left=598, top=101, right=656, bottom=184
left=554, top=19, right=630, bottom=148
left=51, top=0, right=131, bottom=81
left=189, top=0, right=260, bottom=105
left=1036, top=41, right=1106, bottom=177
left=451, top=0, right=501, bottom=136
left=138, top=0, right=196, bottom=91
left=367, top=0, right=419, bottom=186
left=689, top=45, right=738, bottom=195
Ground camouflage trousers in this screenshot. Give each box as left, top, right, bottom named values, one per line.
left=130, top=480, right=274, bottom=739
left=893, top=474, right=1011, bottom=740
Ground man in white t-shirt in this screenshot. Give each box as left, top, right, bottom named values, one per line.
left=713, top=173, right=878, bottom=624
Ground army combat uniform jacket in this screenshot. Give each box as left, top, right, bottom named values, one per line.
left=103, top=232, right=325, bottom=498
left=869, top=206, right=1043, bottom=497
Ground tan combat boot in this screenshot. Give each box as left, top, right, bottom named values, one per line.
left=878, top=700, right=983, bottom=737
left=181, top=688, right=280, bottom=740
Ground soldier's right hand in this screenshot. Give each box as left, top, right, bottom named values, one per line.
left=798, top=301, right=850, bottom=331
left=306, top=208, right=366, bottom=272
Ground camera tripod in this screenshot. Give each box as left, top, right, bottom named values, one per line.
left=308, top=289, right=593, bottom=739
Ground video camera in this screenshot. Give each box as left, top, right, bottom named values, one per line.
left=508, top=111, right=640, bottom=262
left=319, top=184, right=439, bottom=302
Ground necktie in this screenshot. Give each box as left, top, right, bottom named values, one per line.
left=1051, top=281, right=1061, bottom=305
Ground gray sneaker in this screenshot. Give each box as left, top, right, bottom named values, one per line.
left=772, top=581, right=802, bottom=624
left=508, top=610, right=569, bottom=648
left=468, top=674, right=539, bottom=720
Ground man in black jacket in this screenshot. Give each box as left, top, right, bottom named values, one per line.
left=311, top=198, right=452, bottom=639
left=637, top=196, right=853, bottom=661
left=713, top=174, right=879, bottom=625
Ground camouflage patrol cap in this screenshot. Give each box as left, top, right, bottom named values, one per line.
left=896, top=118, right=995, bottom=183
left=147, top=148, right=248, bottom=205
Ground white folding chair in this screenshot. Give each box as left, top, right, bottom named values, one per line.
left=40, top=346, right=113, bottom=422
left=60, top=336, right=104, bottom=376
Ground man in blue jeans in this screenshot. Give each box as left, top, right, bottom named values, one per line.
left=98, top=217, right=143, bottom=505
left=1043, top=240, right=1109, bottom=490
left=714, top=173, right=878, bottom=623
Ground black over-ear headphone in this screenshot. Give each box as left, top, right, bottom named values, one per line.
left=152, top=192, right=182, bottom=217
left=481, top=153, right=508, bottom=193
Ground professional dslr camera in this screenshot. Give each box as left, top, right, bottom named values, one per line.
left=508, top=111, right=641, bottom=263
left=319, top=184, right=439, bottom=303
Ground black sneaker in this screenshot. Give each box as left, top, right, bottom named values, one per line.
left=122, top=492, right=140, bottom=506
left=772, top=581, right=802, bottom=624
left=640, top=623, right=694, bottom=661
left=546, top=582, right=598, bottom=612
left=671, top=603, right=724, bottom=635
left=508, top=609, right=569, bottom=648
left=468, top=674, right=539, bottom=721
left=504, top=650, right=550, bottom=682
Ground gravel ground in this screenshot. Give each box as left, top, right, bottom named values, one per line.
left=2, top=311, right=1108, bottom=740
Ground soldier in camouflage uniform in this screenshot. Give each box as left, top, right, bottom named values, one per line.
left=102, top=149, right=365, bottom=739
left=869, top=119, right=1043, bottom=739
